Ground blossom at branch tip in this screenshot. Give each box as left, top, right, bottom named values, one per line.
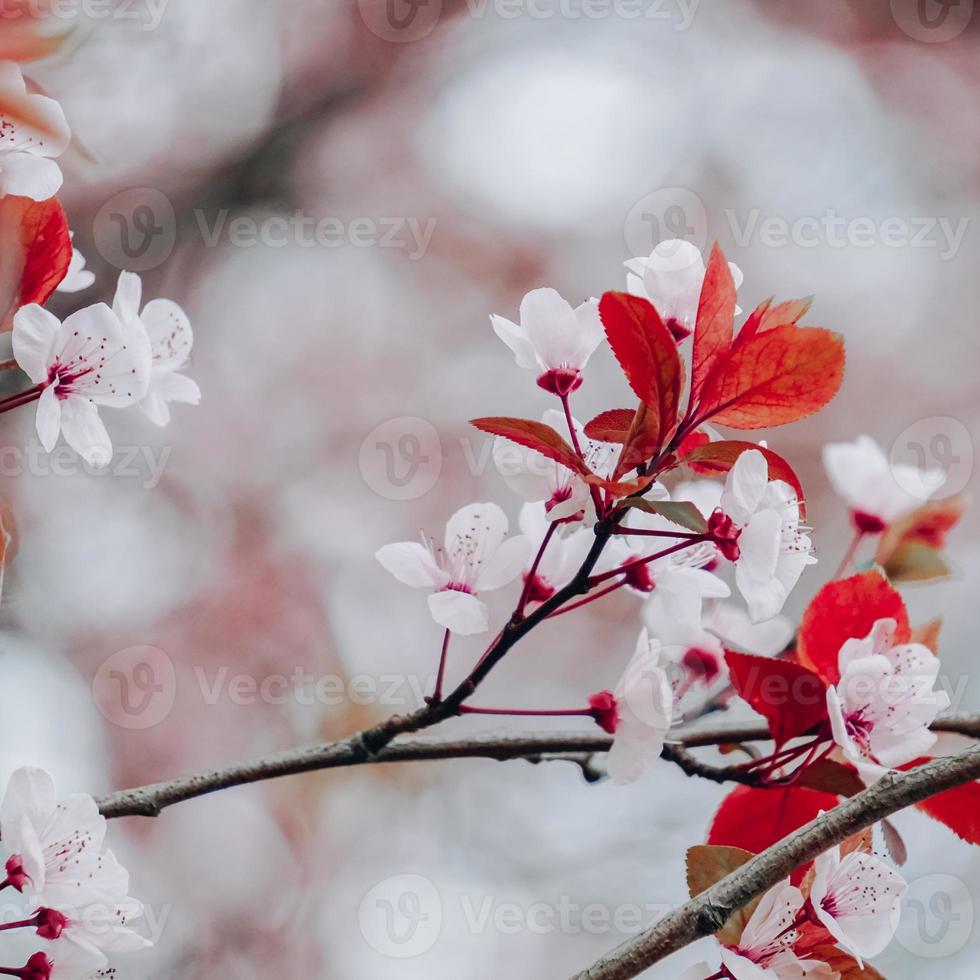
left=55, top=233, right=95, bottom=294
left=493, top=409, right=617, bottom=523
left=826, top=618, right=950, bottom=785
left=490, top=287, right=603, bottom=395
left=625, top=239, right=743, bottom=342
left=112, top=271, right=200, bottom=427
left=717, top=449, right=815, bottom=623
left=376, top=502, right=530, bottom=635
left=719, top=880, right=838, bottom=979
left=589, top=629, right=673, bottom=784
left=822, top=435, right=945, bottom=534
left=12, top=302, right=151, bottom=467
left=809, top=842, right=906, bottom=963
left=517, top=502, right=593, bottom=603
left=0, top=63, right=71, bottom=200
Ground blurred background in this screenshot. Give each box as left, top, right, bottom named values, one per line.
left=0, top=0, right=978, bottom=976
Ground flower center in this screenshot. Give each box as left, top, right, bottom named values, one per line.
left=536, top=367, right=582, bottom=397
left=587, top=691, right=619, bottom=734
left=708, top=509, right=742, bottom=561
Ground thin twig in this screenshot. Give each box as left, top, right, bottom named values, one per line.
left=97, top=714, right=980, bottom=819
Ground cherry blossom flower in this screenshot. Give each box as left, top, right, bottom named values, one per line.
left=0, top=767, right=124, bottom=909
left=56, top=234, right=95, bottom=294
left=4, top=945, right=106, bottom=980
left=607, top=508, right=729, bottom=643
left=517, top=502, right=593, bottom=603
left=625, top=239, right=742, bottom=341
left=493, top=410, right=618, bottom=522
left=12, top=302, right=151, bottom=467
left=809, top=843, right=906, bottom=962
left=719, top=880, right=838, bottom=979
left=823, top=435, right=945, bottom=533
left=112, top=271, right=200, bottom=427
left=376, top=502, right=530, bottom=635
left=490, top=287, right=603, bottom=395
left=826, top=618, right=950, bottom=784
left=716, top=449, right=815, bottom=623
left=0, top=63, right=71, bottom=200
left=589, top=629, right=673, bottom=783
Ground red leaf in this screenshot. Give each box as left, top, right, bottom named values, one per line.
left=708, top=785, right=840, bottom=879
left=583, top=409, right=634, bottom=445
left=678, top=439, right=807, bottom=518
left=613, top=402, right=664, bottom=477
left=900, top=759, right=980, bottom=844
left=725, top=651, right=827, bottom=746
left=676, top=428, right=711, bottom=462
left=797, top=571, right=910, bottom=685
left=690, top=243, right=736, bottom=403
left=876, top=492, right=967, bottom=565
left=697, top=325, right=845, bottom=429
left=470, top=417, right=590, bottom=478
left=598, top=291, right=682, bottom=453
left=0, top=195, right=71, bottom=330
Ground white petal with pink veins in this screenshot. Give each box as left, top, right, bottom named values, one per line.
left=0, top=151, right=63, bottom=200
left=490, top=313, right=537, bottom=370
left=444, top=502, right=510, bottom=587
left=141, top=298, right=193, bottom=370
left=476, top=534, right=530, bottom=592
left=12, top=303, right=60, bottom=383
left=722, top=449, right=770, bottom=525
left=719, top=949, right=772, bottom=980
left=34, top=383, right=61, bottom=452
left=375, top=542, right=447, bottom=589
left=59, top=397, right=113, bottom=468
left=427, top=589, right=489, bottom=635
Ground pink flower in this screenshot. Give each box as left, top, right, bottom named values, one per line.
left=590, top=629, right=673, bottom=783
left=625, top=239, right=742, bottom=341
left=376, top=502, right=530, bottom=635
left=717, top=449, right=815, bottom=623
left=826, top=618, right=950, bottom=784
left=823, top=435, right=944, bottom=533
left=809, top=843, right=906, bottom=962
left=491, top=288, right=603, bottom=395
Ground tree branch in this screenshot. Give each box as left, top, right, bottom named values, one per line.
left=97, top=714, right=979, bottom=819
left=571, top=744, right=980, bottom=980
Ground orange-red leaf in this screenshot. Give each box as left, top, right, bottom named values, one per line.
left=708, top=785, right=840, bottom=881
left=0, top=195, right=71, bottom=331
left=470, top=417, right=590, bottom=477
left=876, top=493, right=967, bottom=565
left=697, top=325, right=844, bottom=429
left=725, top=651, right=827, bottom=747
left=690, top=243, right=736, bottom=403
left=678, top=439, right=807, bottom=518
left=584, top=409, right=634, bottom=445
left=598, top=291, right=682, bottom=452
left=797, top=571, right=910, bottom=686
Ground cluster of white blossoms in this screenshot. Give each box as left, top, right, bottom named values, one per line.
left=12, top=269, right=199, bottom=467
left=685, top=840, right=907, bottom=979
left=0, top=768, right=150, bottom=979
